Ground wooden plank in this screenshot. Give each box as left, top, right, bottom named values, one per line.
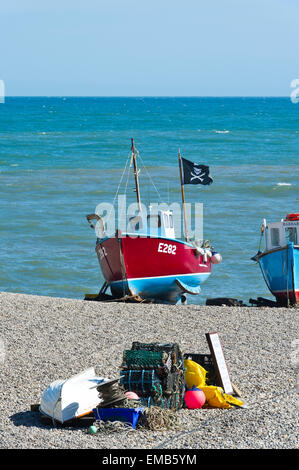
left=205, top=332, right=234, bottom=395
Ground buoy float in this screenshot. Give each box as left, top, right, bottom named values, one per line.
left=211, top=252, right=222, bottom=264
left=88, top=425, right=98, bottom=434
left=184, top=386, right=206, bottom=409
left=125, top=391, right=140, bottom=400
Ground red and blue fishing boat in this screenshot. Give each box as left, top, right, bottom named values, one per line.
left=252, top=214, right=299, bottom=306
left=86, top=139, right=221, bottom=304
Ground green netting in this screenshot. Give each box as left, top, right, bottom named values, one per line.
left=139, top=392, right=183, bottom=411
left=131, top=342, right=183, bottom=368
left=119, top=369, right=161, bottom=396
left=122, top=350, right=169, bottom=369
left=119, top=368, right=185, bottom=410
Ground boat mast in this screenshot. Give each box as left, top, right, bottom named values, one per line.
left=178, top=149, right=189, bottom=242
left=131, top=138, right=142, bottom=213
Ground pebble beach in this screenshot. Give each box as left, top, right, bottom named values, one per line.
left=0, top=291, right=298, bottom=450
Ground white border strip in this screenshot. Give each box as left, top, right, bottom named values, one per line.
left=111, top=272, right=210, bottom=283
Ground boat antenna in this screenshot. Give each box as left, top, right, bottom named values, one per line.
left=131, top=138, right=142, bottom=212
left=178, top=149, right=189, bottom=242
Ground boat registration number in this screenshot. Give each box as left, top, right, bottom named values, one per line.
left=158, top=242, right=177, bottom=255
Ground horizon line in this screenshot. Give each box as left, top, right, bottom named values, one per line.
left=4, top=95, right=291, bottom=99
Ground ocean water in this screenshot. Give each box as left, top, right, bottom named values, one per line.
left=0, top=97, right=298, bottom=304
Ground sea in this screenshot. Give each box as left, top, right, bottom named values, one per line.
left=0, top=97, right=298, bottom=305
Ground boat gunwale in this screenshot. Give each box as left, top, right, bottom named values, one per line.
left=96, top=233, right=199, bottom=249
left=257, top=244, right=299, bottom=261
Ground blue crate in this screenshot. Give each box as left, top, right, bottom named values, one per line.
left=93, top=407, right=144, bottom=429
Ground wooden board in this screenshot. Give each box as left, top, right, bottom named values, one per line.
left=205, top=332, right=234, bottom=395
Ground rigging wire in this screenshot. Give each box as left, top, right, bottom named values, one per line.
left=112, top=152, right=131, bottom=205
left=100, top=145, right=163, bottom=232
left=105, top=152, right=131, bottom=228
left=136, top=148, right=162, bottom=203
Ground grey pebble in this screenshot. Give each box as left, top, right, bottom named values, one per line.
left=0, top=291, right=298, bottom=449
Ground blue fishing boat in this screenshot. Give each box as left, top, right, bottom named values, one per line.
left=252, top=213, right=299, bottom=306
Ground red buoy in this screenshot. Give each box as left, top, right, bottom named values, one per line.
left=184, top=386, right=206, bottom=409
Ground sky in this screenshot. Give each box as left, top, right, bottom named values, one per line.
left=0, top=0, right=298, bottom=96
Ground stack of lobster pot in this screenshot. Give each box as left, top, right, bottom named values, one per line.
left=119, top=342, right=185, bottom=410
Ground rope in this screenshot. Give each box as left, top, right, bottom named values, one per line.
left=91, top=420, right=136, bottom=434
left=155, top=387, right=298, bottom=449
left=113, top=153, right=131, bottom=205
left=89, top=387, right=297, bottom=438
left=136, top=148, right=162, bottom=203
left=105, top=152, right=131, bottom=228
left=140, top=407, right=179, bottom=431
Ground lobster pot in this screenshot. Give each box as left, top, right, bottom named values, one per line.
left=119, top=369, right=161, bottom=397
left=122, top=349, right=172, bottom=372
left=120, top=342, right=184, bottom=410
left=139, top=392, right=183, bottom=410
left=119, top=369, right=184, bottom=410
left=131, top=342, right=183, bottom=369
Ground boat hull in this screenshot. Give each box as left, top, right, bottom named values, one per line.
left=258, top=243, right=299, bottom=305
left=39, top=368, right=107, bottom=423
left=95, top=234, right=212, bottom=303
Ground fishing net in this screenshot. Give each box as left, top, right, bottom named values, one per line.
left=122, top=350, right=172, bottom=371
left=138, top=389, right=183, bottom=410
left=131, top=342, right=183, bottom=370
left=139, top=406, right=179, bottom=431
left=120, top=369, right=162, bottom=396
left=91, top=420, right=135, bottom=434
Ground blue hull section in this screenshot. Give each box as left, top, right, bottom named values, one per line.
left=259, top=243, right=299, bottom=305
left=110, top=272, right=211, bottom=304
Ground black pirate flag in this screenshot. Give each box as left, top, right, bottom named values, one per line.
left=181, top=158, right=213, bottom=185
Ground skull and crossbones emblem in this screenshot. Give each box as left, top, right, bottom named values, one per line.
left=190, top=165, right=205, bottom=182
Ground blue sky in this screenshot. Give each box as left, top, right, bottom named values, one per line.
left=1, top=0, right=298, bottom=96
